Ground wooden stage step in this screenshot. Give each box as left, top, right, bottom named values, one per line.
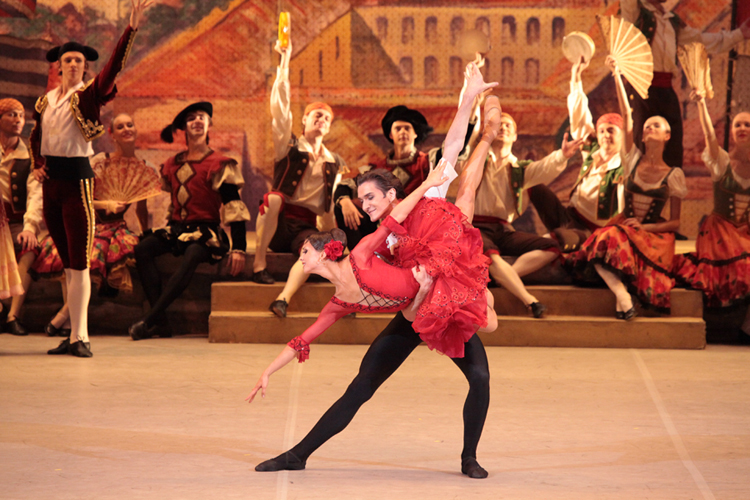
left=209, top=282, right=706, bottom=349
left=211, top=283, right=703, bottom=318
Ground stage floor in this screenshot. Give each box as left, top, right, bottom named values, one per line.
left=1, top=335, right=748, bottom=500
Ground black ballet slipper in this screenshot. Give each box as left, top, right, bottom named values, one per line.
left=45, top=323, right=70, bottom=337
left=255, top=451, right=306, bottom=472
left=461, top=457, right=488, bottom=479
left=47, top=338, right=70, bottom=355
left=269, top=299, right=288, bottom=318
left=5, top=319, right=28, bottom=336
left=252, top=269, right=275, bottom=285
left=528, top=302, right=547, bottom=319
left=69, top=341, right=93, bottom=358
left=620, top=307, right=637, bottom=321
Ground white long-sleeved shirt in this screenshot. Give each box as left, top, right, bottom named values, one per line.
left=270, top=66, right=335, bottom=216
left=567, top=78, right=624, bottom=225
left=40, top=82, right=94, bottom=158
left=1, top=139, right=43, bottom=235
left=474, top=150, right=567, bottom=223
left=620, top=0, right=745, bottom=74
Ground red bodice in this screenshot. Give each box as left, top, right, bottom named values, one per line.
left=162, top=150, right=236, bottom=223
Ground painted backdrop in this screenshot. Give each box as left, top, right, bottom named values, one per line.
left=1, top=0, right=748, bottom=236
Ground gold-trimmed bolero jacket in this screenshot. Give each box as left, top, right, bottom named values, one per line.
left=30, top=25, right=137, bottom=170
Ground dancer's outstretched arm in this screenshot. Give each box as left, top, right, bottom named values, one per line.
left=442, top=63, right=498, bottom=168
left=692, top=91, right=719, bottom=161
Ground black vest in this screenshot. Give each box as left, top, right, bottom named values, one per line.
left=8, top=157, right=32, bottom=214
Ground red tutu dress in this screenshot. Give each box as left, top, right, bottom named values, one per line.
left=567, top=148, right=687, bottom=312
left=385, top=197, right=490, bottom=358
left=672, top=147, right=750, bottom=309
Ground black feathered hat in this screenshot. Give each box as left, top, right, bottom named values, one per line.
left=160, top=102, right=213, bottom=143
left=381, top=105, right=433, bottom=145
left=46, top=42, right=99, bottom=62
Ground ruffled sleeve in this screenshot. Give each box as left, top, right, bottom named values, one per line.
left=288, top=300, right=352, bottom=362
left=211, top=159, right=244, bottom=190
left=667, top=167, right=688, bottom=199
left=701, top=146, right=730, bottom=182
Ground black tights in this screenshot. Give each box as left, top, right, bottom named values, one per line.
left=288, top=312, right=490, bottom=461
left=134, top=234, right=212, bottom=325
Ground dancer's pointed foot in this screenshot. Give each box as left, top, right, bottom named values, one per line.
left=483, top=95, right=502, bottom=141
left=255, top=451, right=306, bottom=472
left=461, top=457, right=488, bottom=479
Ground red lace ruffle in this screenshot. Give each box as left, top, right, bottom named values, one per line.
left=391, top=198, right=490, bottom=358
left=287, top=336, right=311, bottom=363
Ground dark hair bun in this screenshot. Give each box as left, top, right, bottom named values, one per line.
left=331, top=228, right=347, bottom=248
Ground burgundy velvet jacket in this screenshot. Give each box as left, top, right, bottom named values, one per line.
left=29, top=25, right=138, bottom=170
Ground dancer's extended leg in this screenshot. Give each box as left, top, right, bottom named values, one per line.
left=454, top=96, right=501, bottom=222
left=255, top=313, right=423, bottom=471
left=450, top=333, right=490, bottom=478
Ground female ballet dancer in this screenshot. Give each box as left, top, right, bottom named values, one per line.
left=673, top=89, right=750, bottom=337
left=248, top=64, right=501, bottom=478
left=31, top=0, right=153, bottom=357
left=567, top=58, right=687, bottom=317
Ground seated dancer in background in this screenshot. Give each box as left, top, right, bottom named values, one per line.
left=673, top=91, right=750, bottom=341
left=334, top=105, right=435, bottom=251
left=471, top=103, right=581, bottom=317
left=129, top=102, right=249, bottom=340
left=529, top=57, right=624, bottom=253
left=0, top=98, right=42, bottom=336
left=269, top=66, right=481, bottom=318
left=252, top=36, right=347, bottom=297
left=567, top=58, right=687, bottom=319
left=248, top=64, right=498, bottom=479
left=32, top=0, right=151, bottom=358
left=35, top=113, right=149, bottom=336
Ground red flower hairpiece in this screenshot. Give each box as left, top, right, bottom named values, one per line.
left=324, top=240, right=344, bottom=260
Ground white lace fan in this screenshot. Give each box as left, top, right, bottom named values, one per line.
left=93, top=156, right=162, bottom=204
left=677, top=42, right=714, bottom=100
left=597, top=15, right=654, bottom=100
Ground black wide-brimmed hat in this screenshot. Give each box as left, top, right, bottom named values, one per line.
left=46, top=42, right=99, bottom=62
left=381, top=105, right=433, bottom=145
left=160, top=102, right=213, bottom=143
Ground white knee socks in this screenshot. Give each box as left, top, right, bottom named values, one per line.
left=65, top=268, right=91, bottom=343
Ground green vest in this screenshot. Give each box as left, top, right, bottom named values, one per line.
left=569, top=141, right=624, bottom=221
left=713, top=167, right=750, bottom=225
left=509, top=160, right=533, bottom=216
